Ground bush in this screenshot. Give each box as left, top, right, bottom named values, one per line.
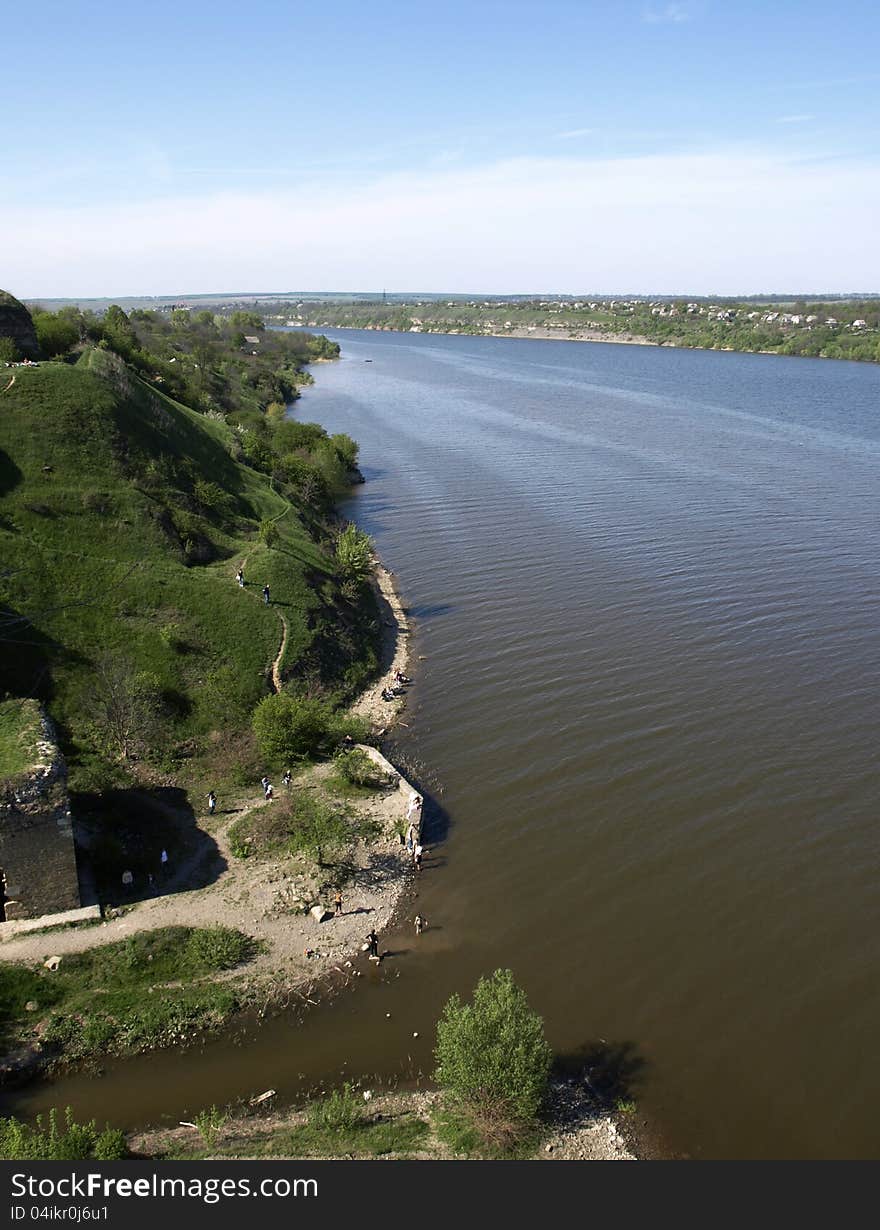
left=0, top=1109, right=128, bottom=1160
left=185, top=926, right=253, bottom=971
left=253, top=692, right=339, bottom=762
left=335, top=524, right=374, bottom=595
left=333, top=746, right=394, bottom=789
left=434, top=969, right=552, bottom=1145
left=259, top=517, right=280, bottom=548
left=307, top=1083, right=362, bottom=1133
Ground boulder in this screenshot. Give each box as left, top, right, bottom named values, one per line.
left=309, top=905, right=332, bottom=923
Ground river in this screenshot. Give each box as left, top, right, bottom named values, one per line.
left=9, top=330, right=880, bottom=1159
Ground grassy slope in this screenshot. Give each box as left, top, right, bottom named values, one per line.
left=0, top=698, right=43, bottom=779
left=0, top=352, right=341, bottom=784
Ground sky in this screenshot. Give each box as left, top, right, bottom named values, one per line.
left=3, top=0, right=880, bottom=297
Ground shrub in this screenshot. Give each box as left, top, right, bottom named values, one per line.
left=185, top=926, right=253, bottom=971
left=333, top=746, right=394, bottom=789
left=252, top=692, right=336, bottom=762
left=259, top=517, right=280, bottom=548
left=194, top=1105, right=228, bottom=1149
left=335, top=524, right=374, bottom=596
left=0, top=1109, right=128, bottom=1160
left=434, top=969, right=552, bottom=1146
left=307, top=1083, right=362, bottom=1133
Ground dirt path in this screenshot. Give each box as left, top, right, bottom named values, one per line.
left=0, top=559, right=418, bottom=990
left=0, top=769, right=415, bottom=989
left=271, top=612, right=288, bottom=693
left=1, top=373, right=15, bottom=394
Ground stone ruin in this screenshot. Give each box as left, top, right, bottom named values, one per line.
left=0, top=702, right=81, bottom=921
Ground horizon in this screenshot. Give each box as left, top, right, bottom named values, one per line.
left=4, top=1, right=880, bottom=297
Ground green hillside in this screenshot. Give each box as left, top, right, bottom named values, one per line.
left=0, top=349, right=376, bottom=790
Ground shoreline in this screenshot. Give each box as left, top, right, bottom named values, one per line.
left=307, top=321, right=874, bottom=363
left=0, top=551, right=422, bottom=1088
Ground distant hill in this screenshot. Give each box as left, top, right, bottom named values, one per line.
left=0, top=348, right=376, bottom=791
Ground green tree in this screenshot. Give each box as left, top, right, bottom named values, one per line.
left=335, top=524, right=373, bottom=596
left=32, top=311, right=79, bottom=357
left=0, top=337, right=18, bottom=363
left=259, top=517, right=280, bottom=548
left=434, top=969, right=552, bottom=1144
left=252, top=692, right=335, bottom=761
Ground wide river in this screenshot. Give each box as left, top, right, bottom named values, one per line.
left=11, top=330, right=880, bottom=1158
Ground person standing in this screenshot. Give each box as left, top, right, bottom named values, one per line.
left=366, top=929, right=379, bottom=959
left=262, top=584, right=270, bottom=606
left=282, top=769, right=292, bottom=788
left=236, top=567, right=245, bottom=588
left=414, top=914, right=425, bottom=935
left=264, top=781, right=274, bottom=801
left=414, top=843, right=423, bottom=872
left=207, top=791, right=217, bottom=816
left=334, top=890, right=343, bottom=916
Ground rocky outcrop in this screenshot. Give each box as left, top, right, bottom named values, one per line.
left=0, top=290, right=39, bottom=359
left=0, top=702, right=81, bottom=921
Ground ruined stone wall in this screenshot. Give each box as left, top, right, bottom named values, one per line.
left=0, top=707, right=81, bottom=921
left=0, top=290, right=39, bottom=359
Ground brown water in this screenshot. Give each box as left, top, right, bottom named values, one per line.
left=7, top=331, right=880, bottom=1158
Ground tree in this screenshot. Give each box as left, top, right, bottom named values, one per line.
left=434, top=969, right=553, bottom=1145
left=252, top=692, right=335, bottom=762
left=0, top=337, right=18, bottom=363
left=259, top=518, right=280, bottom=548
left=32, top=311, right=79, bottom=358
left=335, top=524, right=373, bottom=597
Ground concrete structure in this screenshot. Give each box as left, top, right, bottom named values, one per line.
left=0, top=701, right=81, bottom=921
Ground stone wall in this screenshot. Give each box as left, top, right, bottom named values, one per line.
left=0, top=705, right=81, bottom=921
left=0, top=290, right=39, bottom=359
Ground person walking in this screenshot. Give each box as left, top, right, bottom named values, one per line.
left=414, top=914, right=425, bottom=936
left=282, top=769, right=292, bottom=788
left=260, top=776, right=269, bottom=793
left=366, top=929, right=379, bottom=959
left=236, top=566, right=245, bottom=588
left=207, top=790, right=217, bottom=816
left=262, top=584, right=270, bottom=606
left=334, top=890, right=343, bottom=916
left=414, top=843, right=423, bottom=872
left=264, top=781, right=274, bottom=801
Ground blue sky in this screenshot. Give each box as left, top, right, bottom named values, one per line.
left=4, top=0, right=880, bottom=296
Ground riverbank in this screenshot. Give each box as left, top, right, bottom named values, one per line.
left=129, top=1081, right=638, bottom=1161
left=0, top=555, right=421, bottom=1082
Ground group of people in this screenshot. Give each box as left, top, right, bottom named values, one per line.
left=234, top=563, right=270, bottom=606
left=381, top=667, right=412, bottom=703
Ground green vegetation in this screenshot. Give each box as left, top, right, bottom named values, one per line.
left=194, top=1105, right=229, bottom=1149
left=0, top=348, right=378, bottom=795
left=0, top=698, right=42, bottom=780
left=0, top=1108, right=127, bottom=1160
left=332, top=745, right=395, bottom=789
left=270, top=295, right=880, bottom=364
left=0, top=926, right=257, bottom=1062
left=252, top=692, right=370, bottom=764
left=434, top=969, right=553, bottom=1154
left=228, top=791, right=378, bottom=865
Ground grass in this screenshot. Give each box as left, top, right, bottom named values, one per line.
left=0, top=355, right=377, bottom=792
left=0, top=698, right=43, bottom=780
left=0, top=925, right=258, bottom=1061
left=228, top=793, right=379, bottom=863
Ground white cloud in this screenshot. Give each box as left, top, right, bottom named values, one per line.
left=642, top=3, right=690, bottom=23
left=554, top=128, right=596, bottom=141
left=4, top=147, right=880, bottom=297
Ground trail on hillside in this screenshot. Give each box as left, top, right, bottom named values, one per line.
left=1, top=374, right=15, bottom=394
left=271, top=612, right=288, bottom=693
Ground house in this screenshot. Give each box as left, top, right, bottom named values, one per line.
left=244, top=335, right=260, bottom=345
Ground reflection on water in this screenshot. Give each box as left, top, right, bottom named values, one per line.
left=8, top=332, right=880, bottom=1159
